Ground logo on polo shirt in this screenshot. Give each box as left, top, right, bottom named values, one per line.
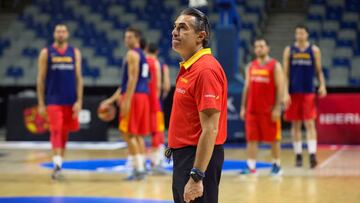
left=176, top=88, right=186, bottom=94
left=180, top=77, right=188, bottom=84
left=204, top=94, right=219, bottom=100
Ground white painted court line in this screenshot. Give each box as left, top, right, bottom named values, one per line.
left=317, top=147, right=345, bottom=169
left=0, top=141, right=127, bottom=150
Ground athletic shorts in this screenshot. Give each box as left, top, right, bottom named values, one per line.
left=284, top=93, right=317, bottom=121
left=47, top=105, right=79, bottom=132
left=47, top=105, right=79, bottom=149
left=245, top=113, right=281, bottom=142
left=150, top=109, right=165, bottom=133
left=119, top=93, right=150, bottom=135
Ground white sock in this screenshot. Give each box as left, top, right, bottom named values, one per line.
left=126, top=155, right=134, bottom=168
left=158, top=144, right=165, bottom=162
left=152, top=149, right=161, bottom=166
left=52, top=155, right=62, bottom=168
left=136, top=154, right=145, bottom=172
left=272, top=159, right=281, bottom=166
left=293, top=141, right=302, bottom=154
left=247, top=159, right=256, bottom=170
left=308, top=140, right=317, bottom=154
left=154, top=145, right=165, bottom=167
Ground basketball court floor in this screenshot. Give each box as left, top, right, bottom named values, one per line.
left=0, top=140, right=359, bottom=203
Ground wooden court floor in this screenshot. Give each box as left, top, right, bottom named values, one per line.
left=0, top=145, right=359, bottom=203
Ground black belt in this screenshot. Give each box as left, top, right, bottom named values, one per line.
left=164, top=147, right=174, bottom=162
left=165, top=145, right=223, bottom=162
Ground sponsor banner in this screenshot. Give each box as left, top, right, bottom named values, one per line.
left=6, top=96, right=109, bottom=141
left=317, top=94, right=360, bottom=144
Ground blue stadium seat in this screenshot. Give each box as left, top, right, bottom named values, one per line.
left=340, top=21, right=357, bottom=30
left=240, top=23, right=255, bottom=34
left=311, top=0, right=326, bottom=5
left=103, top=13, right=117, bottom=23
left=83, top=37, right=98, bottom=47
left=326, top=7, right=342, bottom=21
left=346, top=0, right=360, bottom=12
left=6, top=66, right=24, bottom=80
left=321, top=31, right=337, bottom=39
left=82, top=66, right=100, bottom=79
left=307, top=14, right=323, bottom=21
left=0, top=39, right=10, bottom=56
left=22, top=47, right=39, bottom=58
left=353, top=48, right=360, bottom=57
left=349, top=78, right=360, bottom=86
left=82, top=58, right=89, bottom=70
left=107, top=57, right=123, bottom=67
left=90, top=67, right=100, bottom=79
left=95, top=46, right=113, bottom=57
left=322, top=68, right=330, bottom=80
left=336, top=40, right=353, bottom=48
left=0, top=39, right=10, bottom=48
left=333, top=58, right=351, bottom=68
left=309, top=31, right=319, bottom=42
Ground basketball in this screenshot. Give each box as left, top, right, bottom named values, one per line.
left=23, top=106, right=49, bottom=134
left=97, top=103, right=116, bottom=122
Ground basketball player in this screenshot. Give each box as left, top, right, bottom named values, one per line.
left=37, top=24, right=83, bottom=180
left=283, top=25, right=327, bottom=168
left=240, top=37, right=284, bottom=176
left=160, top=62, right=171, bottom=100
left=144, top=43, right=167, bottom=174
left=101, top=27, right=150, bottom=180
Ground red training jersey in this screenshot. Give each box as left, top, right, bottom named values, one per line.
left=147, top=56, right=161, bottom=112
left=247, top=58, right=277, bottom=114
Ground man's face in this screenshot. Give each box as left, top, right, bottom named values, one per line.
left=295, top=28, right=309, bottom=42
left=124, top=31, right=138, bottom=49
left=254, top=40, right=269, bottom=58
left=172, top=15, right=203, bottom=55
left=54, top=25, right=69, bottom=44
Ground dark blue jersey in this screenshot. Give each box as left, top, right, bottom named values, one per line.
left=121, top=48, right=149, bottom=94
left=45, top=45, right=77, bottom=105
left=289, top=44, right=316, bottom=93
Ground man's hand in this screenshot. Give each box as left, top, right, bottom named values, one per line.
left=183, top=178, right=203, bottom=203
left=72, top=100, right=82, bottom=119
left=271, top=105, right=281, bottom=122
left=38, top=104, right=47, bottom=117
left=120, top=98, right=131, bottom=117
left=240, top=106, right=246, bottom=120
left=100, top=98, right=115, bottom=108
left=283, top=92, right=291, bottom=109
left=318, top=85, right=327, bottom=98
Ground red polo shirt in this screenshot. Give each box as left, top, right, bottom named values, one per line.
left=168, top=48, right=228, bottom=149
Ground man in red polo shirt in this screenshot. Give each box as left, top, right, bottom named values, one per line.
left=168, top=8, right=228, bottom=203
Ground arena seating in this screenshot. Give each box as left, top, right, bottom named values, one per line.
left=0, top=0, right=266, bottom=86
left=306, top=0, right=360, bottom=86
left=3, top=0, right=359, bottom=87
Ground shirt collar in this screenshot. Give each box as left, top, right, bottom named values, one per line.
left=180, top=48, right=212, bottom=70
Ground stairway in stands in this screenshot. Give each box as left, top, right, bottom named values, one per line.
left=263, top=0, right=307, bottom=61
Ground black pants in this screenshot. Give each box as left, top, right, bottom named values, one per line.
left=172, top=145, right=224, bottom=203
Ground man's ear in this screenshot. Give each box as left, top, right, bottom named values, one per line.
left=197, top=31, right=206, bottom=44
